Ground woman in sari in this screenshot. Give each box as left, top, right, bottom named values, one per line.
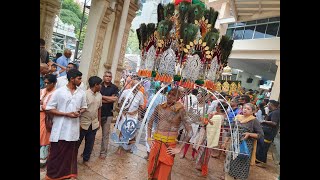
left=223, top=103, right=264, bottom=180
left=195, top=101, right=229, bottom=177
left=40, top=74, right=57, bottom=167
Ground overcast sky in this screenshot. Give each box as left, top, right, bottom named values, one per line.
left=78, top=0, right=91, bottom=6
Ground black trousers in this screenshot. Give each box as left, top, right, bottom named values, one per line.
left=256, top=127, right=275, bottom=163
left=77, top=125, right=98, bottom=161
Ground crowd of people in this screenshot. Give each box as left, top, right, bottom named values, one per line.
left=40, top=38, right=119, bottom=179
left=142, top=84, right=279, bottom=179
left=40, top=38, right=280, bottom=180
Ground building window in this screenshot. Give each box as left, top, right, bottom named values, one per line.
left=226, top=28, right=235, bottom=38
left=233, top=27, right=244, bottom=40
left=226, top=17, right=280, bottom=40
left=257, top=19, right=268, bottom=24
left=236, top=22, right=246, bottom=26
left=243, top=26, right=255, bottom=39
left=265, top=23, right=280, bottom=38
left=253, top=24, right=267, bottom=39
left=246, top=20, right=256, bottom=25
left=228, top=23, right=236, bottom=28
left=269, top=17, right=280, bottom=22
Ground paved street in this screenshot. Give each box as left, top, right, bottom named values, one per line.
left=41, top=123, right=279, bottom=180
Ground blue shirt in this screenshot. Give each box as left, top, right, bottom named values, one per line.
left=40, top=74, right=45, bottom=89
left=56, top=55, right=70, bottom=76
left=227, top=107, right=239, bottom=124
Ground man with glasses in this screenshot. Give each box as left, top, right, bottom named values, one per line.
left=55, top=63, right=86, bottom=91
left=45, top=69, right=87, bottom=180
left=99, top=71, right=119, bottom=159
left=56, top=49, right=72, bottom=76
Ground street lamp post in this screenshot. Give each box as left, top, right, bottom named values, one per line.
left=74, top=0, right=87, bottom=62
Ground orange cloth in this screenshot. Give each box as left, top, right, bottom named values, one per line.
left=139, top=86, right=145, bottom=94
left=40, top=111, right=51, bottom=146
left=201, top=165, right=208, bottom=176
left=148, top=140, right=176, bottom=180
left=40, top=88, right=55, bottom=146
left=124, top=76, right=132, bottom=89
left=139, top=86, right=147, bottom=109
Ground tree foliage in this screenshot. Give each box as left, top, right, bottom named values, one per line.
left=59, top=0, right=89, bottom=51
left=76, top=25, right=87, bottom=49
left=126, top=30, right=140, bottom=54
left=62, top=0, right=83, bottom=19
left=60, top=9, right=81, bottom=30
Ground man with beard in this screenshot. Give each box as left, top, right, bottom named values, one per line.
left=45, top=69, right=87, bottom=180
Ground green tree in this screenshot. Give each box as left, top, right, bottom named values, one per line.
left=62, top=0, right=83, bottom=19
left=126, top=29, right=140, bottom=54
left=76, top=25, right=87, bottom=49
left=60, top=9, right=81, bottom=31
left=60, top=0, right=88, bottom=32
left=59, top=0, right=89, bottom=51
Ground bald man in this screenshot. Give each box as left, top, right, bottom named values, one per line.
left=56, top=49, right=72, bottom=77
left=40, top=63, right=49, bottom=89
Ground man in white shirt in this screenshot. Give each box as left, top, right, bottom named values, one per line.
left=45, top=69, right=87, bottom=180
left=184, top=89, right=198, bottom=111
left=118, top=80, right=144, bottom=130
left=56, top=63, right=86, bottom=91
left=207, top=94, right=225, bottom=114
left=77, top=76, right=103, bottom=166
left=117, top=80, right=144, bottom=154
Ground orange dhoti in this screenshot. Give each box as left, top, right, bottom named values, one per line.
left=148, top=140, right=176, bottom=180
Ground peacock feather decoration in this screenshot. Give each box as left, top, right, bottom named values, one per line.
left=136, top=0, right=234, bottom=87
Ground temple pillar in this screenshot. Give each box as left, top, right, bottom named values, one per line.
left=216, top=1, right=230, bottom=37
left=270, top=60, right=280, bottom=101
left=113, top=0, right=139, bottom=85
left=79, top=0, right=138, bottom=87
left=110, top=0, right=130, bottom=84
left=40, top=0, right=61, bottom=51
left=103, top=1, right=124, bottom=72
left=79, top=0, right=113, bottom=84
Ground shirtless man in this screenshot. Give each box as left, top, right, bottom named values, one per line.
left=147, top=88, right=193, bottom=180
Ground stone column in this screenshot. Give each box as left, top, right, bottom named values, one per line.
left=40, top=0, right=61, bottom=51
left=110, top=0, right=131, bottom=83
left=97, top=10, right=116, bottom=78
left=270, top=60, right=280, bottom=101
left=87, top=7, right=115, bottom=79
left=216, top=1, right=230, bottom=37
left=113, top=0, right=139, bottom=85
left=79, top=0, right=112, bottom=83
left=104, top=1, right=123, bottom=71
